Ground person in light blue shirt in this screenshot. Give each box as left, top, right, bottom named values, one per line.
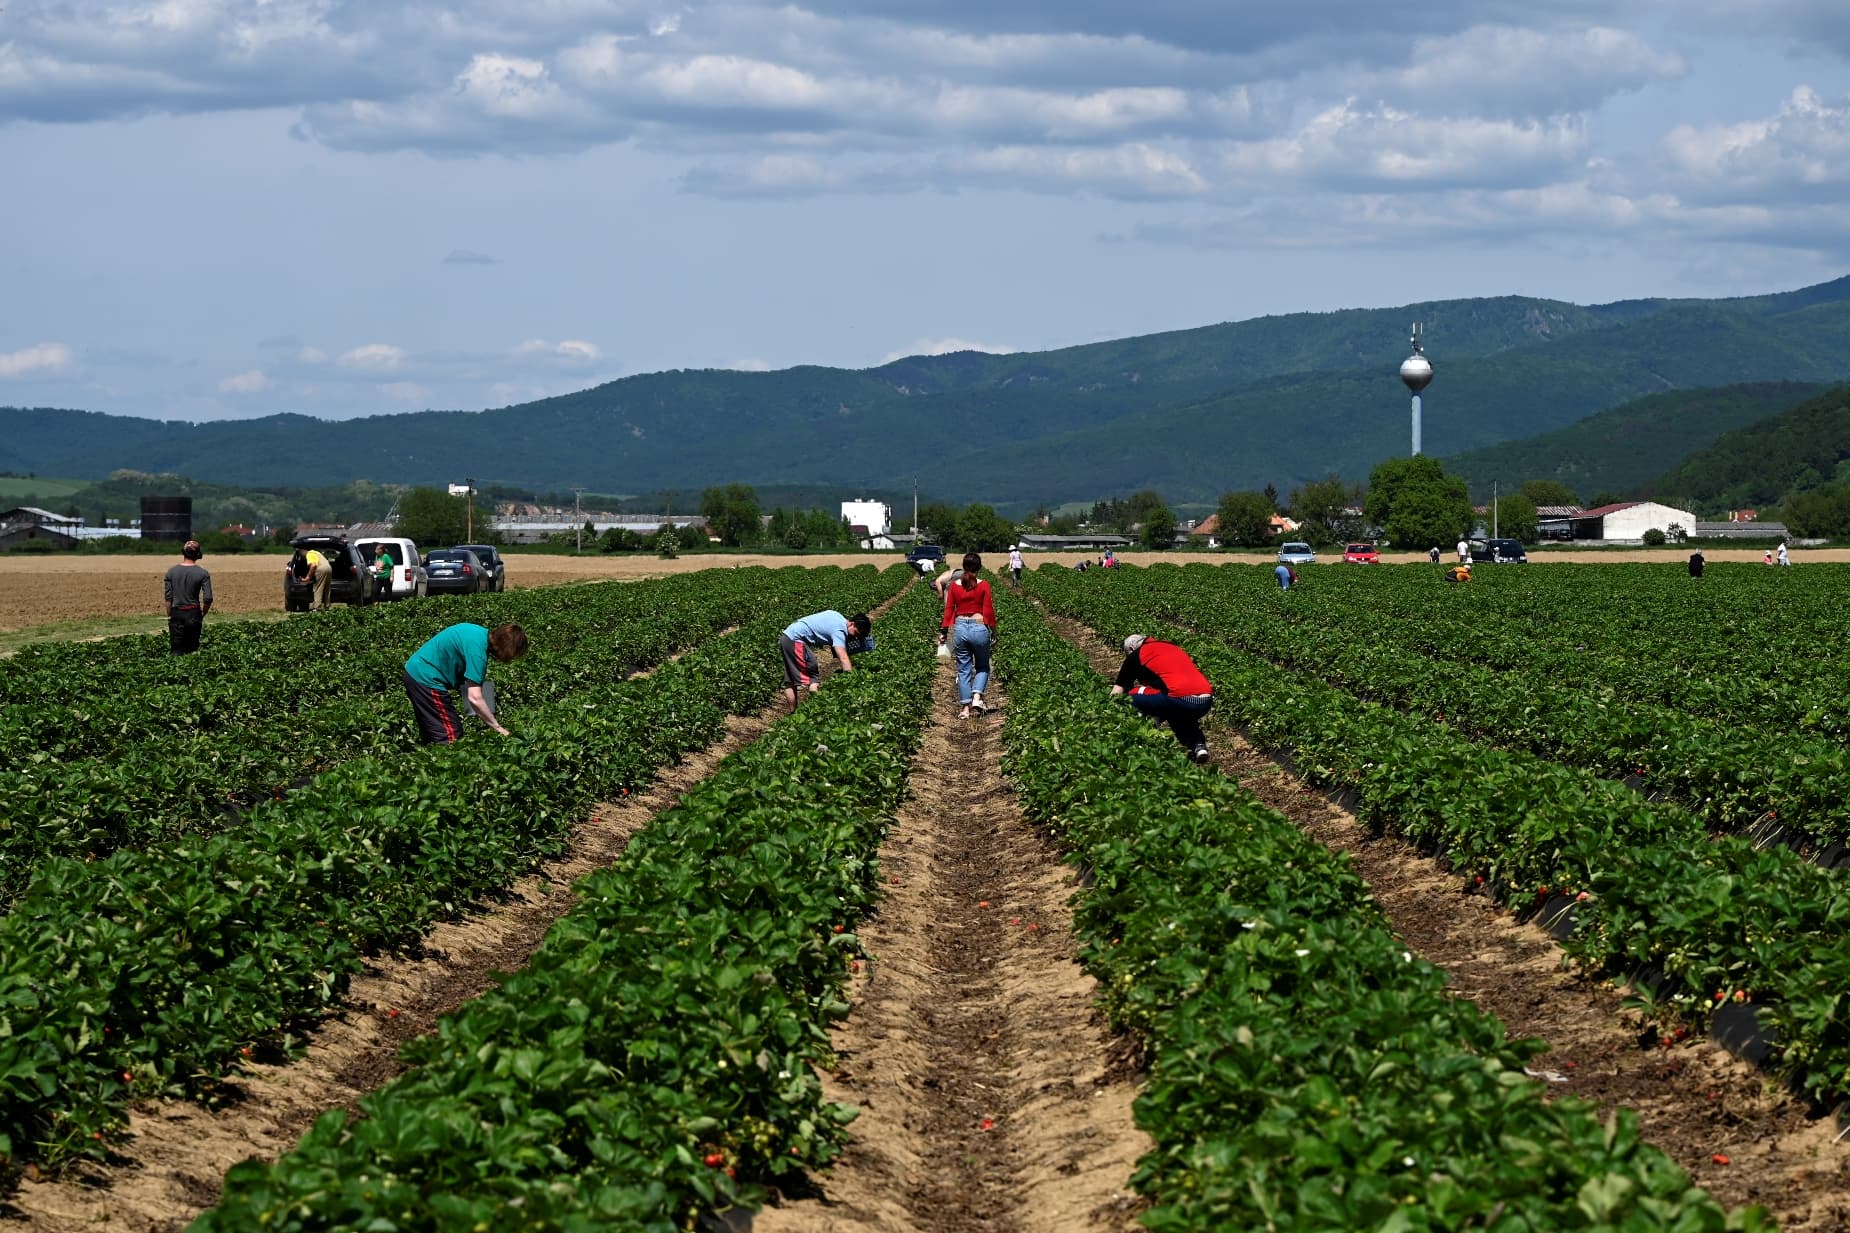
left=404, top=621, right=528, bottom=743
left=1274, top=563, right=1295, bottom=590
left=779, top=609, right=872, bottom=712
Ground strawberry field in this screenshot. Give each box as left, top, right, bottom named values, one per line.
left=3, top=559, right=1843, bottom=1231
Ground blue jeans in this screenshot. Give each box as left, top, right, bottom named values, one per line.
left=1130, top=693, right=1213, bottom=751
left=952, top=620, right=991, bottom=703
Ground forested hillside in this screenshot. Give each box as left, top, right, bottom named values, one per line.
left=6, top=276, right=1850, bottom=504
left=1441, top=382, right=1827, bottom=502
left=1649, top=385, right=1850, bottom=511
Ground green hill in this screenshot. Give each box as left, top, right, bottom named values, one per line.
left=1648, top=385, right=1850, bottom=511
left=1441, top=382, right=1828, bottom=502
left=6, top=275, right=1850, bottom=504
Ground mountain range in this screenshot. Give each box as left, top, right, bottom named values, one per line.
left=7, top=275, right=1850, bottom=506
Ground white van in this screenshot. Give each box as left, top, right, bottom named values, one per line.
left=354, top=536, right=429, bottom=600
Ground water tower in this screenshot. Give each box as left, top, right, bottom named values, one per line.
left=1399, top=323, right=1433, bottom=455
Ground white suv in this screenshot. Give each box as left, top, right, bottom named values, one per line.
left=355, top=536, right=429, bottom=601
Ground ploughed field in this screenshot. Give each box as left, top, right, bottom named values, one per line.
left=0, top=559, right=1843, bottom=1231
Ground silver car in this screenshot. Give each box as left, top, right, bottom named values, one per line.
left=1276, top=542, right=1317, bottom=565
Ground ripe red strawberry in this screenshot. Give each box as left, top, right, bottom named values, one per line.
left=705, top=1153, right=726, bottom=1167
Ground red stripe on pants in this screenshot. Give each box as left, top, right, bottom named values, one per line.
left=432, top=688, right=457, bottom=742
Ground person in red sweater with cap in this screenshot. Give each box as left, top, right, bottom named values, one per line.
left=1111, top=633, right=1214, bottom=763
left=938, top=551, right=996, bottom=719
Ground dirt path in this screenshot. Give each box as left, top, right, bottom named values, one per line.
left=753, top=658, right=1148, bottom=1233
left=6, top=705, right=784, bottom=1233
left=1042, top=614, right=1850, bottom=1230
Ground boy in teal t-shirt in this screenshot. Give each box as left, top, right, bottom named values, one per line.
left=403, top=622, right=529, bottom=743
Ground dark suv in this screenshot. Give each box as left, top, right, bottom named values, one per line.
left=284, top=535, right=375, bottom=610
left=906, top=543, right=946, bottom=565
left=1470, top=538, right=1529, bottom=563
left=454, top=543, right=507, bottom=591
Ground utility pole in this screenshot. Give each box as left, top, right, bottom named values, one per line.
left=465, top=476, right=476, bottom=542
left=912, top=476, right=919, bottom=536
left=1493, top=480, right=1499, bottom=539
left=574, top=488, right=586, bottom=552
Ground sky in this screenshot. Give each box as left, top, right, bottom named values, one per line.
left=4, top=0, right=1850, bottom=422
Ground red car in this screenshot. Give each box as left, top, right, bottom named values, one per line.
left=1342, top=542, right=1380, bottom=564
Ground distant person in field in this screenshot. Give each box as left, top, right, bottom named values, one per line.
left=1113, top=634, right=1214, bottom=765
left=1688, top=549, right=1705, bottom=578
left=162, top=540, right=213, bottom=655
left=931, top=561, right=963, bottom=597
left=940, top=552, right=996, bottom=719
left=296, top=545, right=333, bottom=608
left=1429, top=546, right=1441, bottom=564
left=779, top=609, right=872, bottom=712
left=1456, top=537, right=1470, bottom=565
left=1274, top=562, right=1296, bottom=590
left=404, top=621, right=528, bottom=743
left=1104, top=547, right=1116, bottom=568
left=371, top=544, right=396, bottom=600
left=1445, top=564, right=1472, bottom=584
left=1777, top=540, right=1791, bottom=566
left=1763, top=548, right=1773, bottom=566
left=1008, top=544, right=1024, bottom=584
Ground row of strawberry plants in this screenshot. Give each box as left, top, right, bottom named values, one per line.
left=1119, top=564, right=1850, bottom=852
left=1027, top=566, right=1850, bottom=1115
left=194, top=584, right=940, bottom=1231
left=1264, top=564, right=1850, bottom=738
left=0, top=566, right=908, bottom=1185
left=0, top=568, right=857, bottom=910
left=992, top=584, right=1762, bottom=1231
left=0, top=570, right=775, bottom=757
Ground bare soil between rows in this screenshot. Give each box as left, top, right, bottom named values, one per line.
left=1043, top=614, right=1850, bottom=1231
left=752, top=656, right=1149, bottom=1233
left=4, top=704, right=786, bottom=1233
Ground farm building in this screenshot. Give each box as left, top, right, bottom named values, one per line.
left=0, top=506, right=83, bottom=549
left=1566, top=501, right=1698, bottom=542
left=1018, top=532, right=1133, bottom=551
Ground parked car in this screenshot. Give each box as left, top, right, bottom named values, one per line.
left=424, top=548, right=492, bottom=595
left=1276, top=542, right=1317, bottom=565
left=355, top=536, right=428, bottom=600
left=1342, top=542, right=1380, bottom=564
left=1470, top=538, right=1529, bottom=563
left=906, top=542, right=947, bottom=565
left=454, top=543, right=507, bottom=591
left=283, top=535, right=375, bottom=610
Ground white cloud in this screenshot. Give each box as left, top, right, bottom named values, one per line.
left=217, top=368, right=271, bottom=393
left=879, top=337, right=1017, bottom=364
left=298, top=345, right=328, bottom=363
left=379, top=380, right=431, bottom=404
left=1660, top=87, right=1850, bottom=203
left=728, top=357, right=773, bottom=371
left=516, top=338, right=602, bottom=361
left=1357, top=25, right=1686, bottom=116
left=339, top=342, right=405, bottom=371
left=0, top=342, right=75, bottom=378
left=1222, top=102, right=1587, bottom=190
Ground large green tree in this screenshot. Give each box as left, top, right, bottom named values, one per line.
left=1289, top=476, right=1361, bottom=545
left=916, top=502, right=960, bottom=545
left=1488, top=492, right=1539, bottom=542
left=1364, top=456, right=1475, bottom=548
left=954, top=503, right=1016, bottom=552
left=395, top=487, right=474, bottom=548
left=1139, top=506, right=1179, bottom=549
left=1214, top=490, right=1275, bottom=546
left=700, top=483, right=761, bottom=547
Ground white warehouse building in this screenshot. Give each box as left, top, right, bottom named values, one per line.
left=1569, top=501, right=1699, bottom=543
left=840, top=499, right=893, bottom=542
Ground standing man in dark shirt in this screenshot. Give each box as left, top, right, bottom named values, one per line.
left=162, top=540, right=213, bottom=655
left=1111, top=633, right=1215, bottom=763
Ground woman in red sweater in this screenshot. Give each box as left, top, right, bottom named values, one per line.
left=939, top=552, right=996, bottom=718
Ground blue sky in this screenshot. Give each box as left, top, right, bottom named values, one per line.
left=3, top=0, right=1850, bottom=421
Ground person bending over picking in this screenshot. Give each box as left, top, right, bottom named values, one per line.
left=1112, top=634, right=1215, bottom=764
left=780, top=609, right=872, bottom=712
left=939, top=552, right=995, bottom=718
left=404, top=621, right=528, bottom=743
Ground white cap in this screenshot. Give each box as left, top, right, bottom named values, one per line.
left=1123, top=634, right=1147, bottom=654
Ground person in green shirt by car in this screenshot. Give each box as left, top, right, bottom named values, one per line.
left=403, top=621, right=528, bottom=743
left=371, top=545, right=396, bottom=600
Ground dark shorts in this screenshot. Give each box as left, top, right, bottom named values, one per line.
left=404, top=669, right=464, bottom=744
left=780, top=634, right=821, bottom=689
